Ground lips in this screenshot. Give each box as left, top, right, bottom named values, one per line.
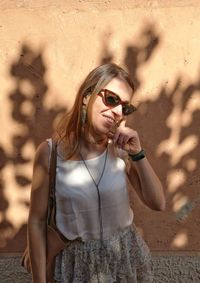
left=103, top=115, right=116, bottom=128
left=103, top=115, right=115, bottom=125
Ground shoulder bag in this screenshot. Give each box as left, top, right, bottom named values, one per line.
left=21, top=139, right=69, bottom=282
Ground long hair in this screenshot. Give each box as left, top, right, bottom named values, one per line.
left=56, top=63, right=134, bottom=159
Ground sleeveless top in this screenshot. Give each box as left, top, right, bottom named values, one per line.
left=47, top=139, right=134, bottom=242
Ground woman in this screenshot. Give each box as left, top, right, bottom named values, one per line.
left=28, top=63, right=165, bottom=283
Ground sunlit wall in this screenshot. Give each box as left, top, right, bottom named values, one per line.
left=0, top=0, right=200, bottom=252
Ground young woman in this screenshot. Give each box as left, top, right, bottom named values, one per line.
left=28, top=63, right=165, bottom=283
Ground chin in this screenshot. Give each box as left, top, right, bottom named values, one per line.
left=94, top=125, right=109, bottom=136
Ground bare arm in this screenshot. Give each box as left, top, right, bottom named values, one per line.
left=110, top=120, right=166, bottom=211
left=127, top=156, right=166, bottom=211
left=27, top=141, right=50, bottom=283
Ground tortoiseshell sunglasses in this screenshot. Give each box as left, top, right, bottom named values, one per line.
left=98, top=89, right=137, bottom=116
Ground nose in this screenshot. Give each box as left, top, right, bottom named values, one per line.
left=111, top=104, right=123, bottom=117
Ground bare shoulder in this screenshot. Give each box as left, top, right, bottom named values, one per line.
left=33, top=140, right=50, bottom=171
left=29, top=141, right=51, bottom=220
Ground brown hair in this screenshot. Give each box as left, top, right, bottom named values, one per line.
left=56, top=63, right=134, bottom=159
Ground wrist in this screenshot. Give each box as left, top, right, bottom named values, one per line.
left=128, top=149, right=145, bottom=161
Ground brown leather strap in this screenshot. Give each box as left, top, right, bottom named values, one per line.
left=46, top=139, right=83, bottom=245
left=47, top=139, right=57, bottom=227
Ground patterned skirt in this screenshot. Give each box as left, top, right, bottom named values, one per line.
left=54, top=224, right=153, bottom=283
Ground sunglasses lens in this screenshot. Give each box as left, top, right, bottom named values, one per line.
left=105, top=92, right=120, bottom=106
left=122, top=104, right=137, bottom=115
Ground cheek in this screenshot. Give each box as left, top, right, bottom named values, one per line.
left=88, top=99, right=103, bottom=118
left=87, top=101, right=100, bottom=124
left=91, top=105, right=103, bottom=123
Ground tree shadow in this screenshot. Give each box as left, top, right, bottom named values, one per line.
left=0, top=44, right=66, bottom=252
left=130, top=76, right=200, bottom=250
left=100, top=23, right=160, bottom=92
left=99, top=23, right=200, bottom=251
left=0, top=22, right=200, bottom=253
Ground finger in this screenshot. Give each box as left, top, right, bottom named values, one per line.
left=123, top=135, right=131, bottom=146
left=122, top=143, right=131, bottom=152
left=116, top=133, right=124, bottom=148
left=113, top=129, right=121, bottom=144
left=118, top=119, right=126, bottom=128
left=114, top=125, right=128, bottom=145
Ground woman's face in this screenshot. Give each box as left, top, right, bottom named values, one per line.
left=85, top=77, right=133, bottom=138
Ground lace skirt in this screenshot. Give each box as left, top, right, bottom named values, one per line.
left=54, top=224, right=153, bottom=283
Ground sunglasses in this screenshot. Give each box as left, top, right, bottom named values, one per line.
left=97, top=89, right=137, bottom=116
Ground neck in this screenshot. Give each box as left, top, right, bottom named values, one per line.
left=81, top=125, right=108, bottom=149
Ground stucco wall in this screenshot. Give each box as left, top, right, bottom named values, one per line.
left=0, top=2, right=200, bottom=278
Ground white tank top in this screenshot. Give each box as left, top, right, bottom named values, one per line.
left=47, top=139, right=133, bottom=241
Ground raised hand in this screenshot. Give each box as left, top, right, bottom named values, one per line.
left=107, top=120, right=142, bottom=155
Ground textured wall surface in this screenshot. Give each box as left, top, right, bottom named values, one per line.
left=1, top=2, right=200, bottom=281
left=0, top=0, right=200, bottom=264
left=1, top=253, right=200, bottom=283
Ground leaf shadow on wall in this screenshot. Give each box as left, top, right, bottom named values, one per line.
left=0, top=23, right=200, bottom=253
left=100, top=24, right=200, bottom=251
left=132, top=77, right=200, bottom=251
left=0, top=44, right=66, bottom=252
